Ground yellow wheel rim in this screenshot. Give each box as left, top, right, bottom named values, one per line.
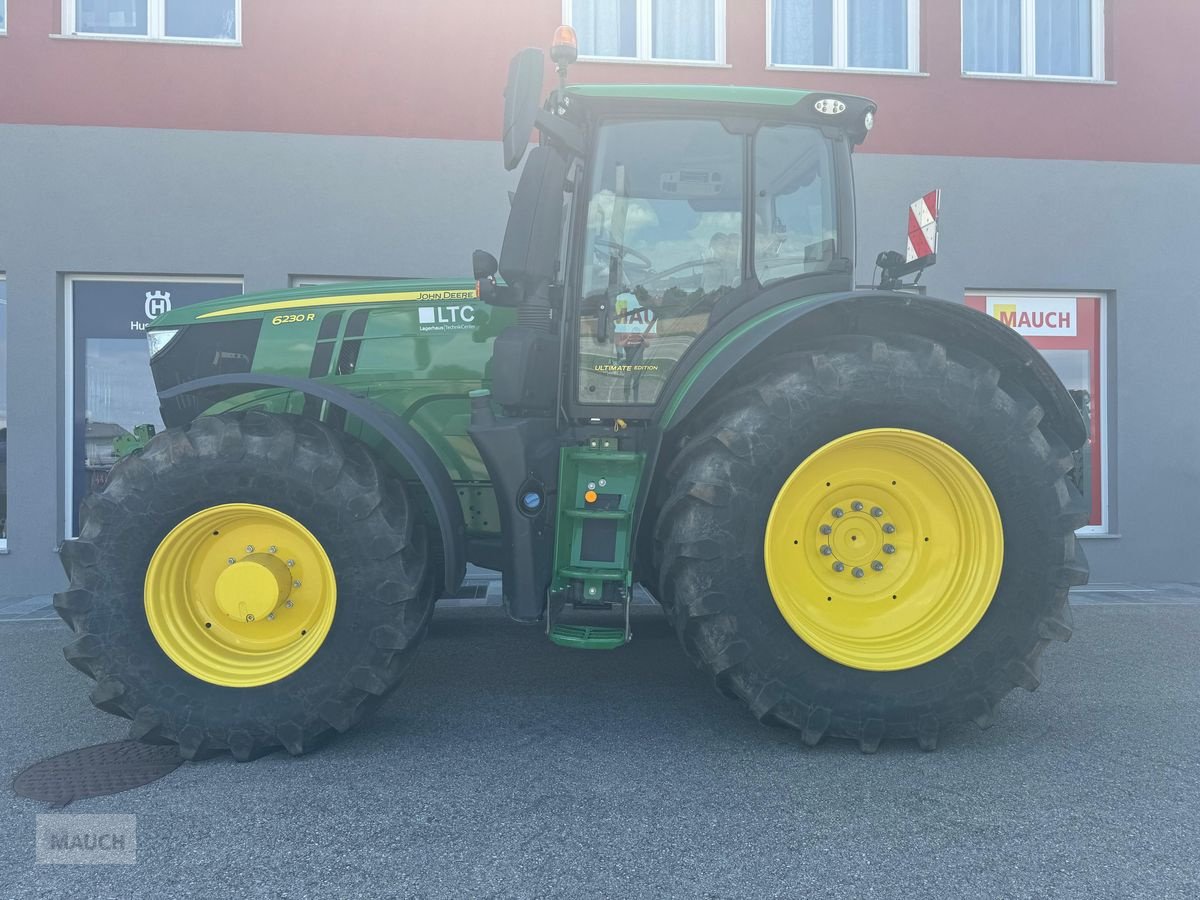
left=764, top=428, right=1003, bottom=671
left=144, top=503, right=337, bottom=688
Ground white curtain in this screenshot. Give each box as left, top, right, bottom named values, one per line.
left=652, top=0, right=716, bottom=61
left=771, top=0, right=834, bottom=66
left=573, top=0, right=637, bottom=57
left=847, top=0, right=908, bottom=69
left=963, top=0, right=1021, bottom=73
left=1036, top=0, right=1092, bottom=76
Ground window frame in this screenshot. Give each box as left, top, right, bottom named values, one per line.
left=966, top=290, right=1111, bottom=535
left=62, top=274, right=244, bottom=541
left=0, top=1, right=7, bottom=35
left=0, top=274, right=7, bottom=552
left=960, top=0, right=1105, bottom=82
left=563, top=0, right=728, bottom=66
left=766, top=0, right=922, bottom=75
left=61, top=0, right=242, bottom=45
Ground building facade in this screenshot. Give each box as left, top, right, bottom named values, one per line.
left=1, top=0, right=1198, bottom=593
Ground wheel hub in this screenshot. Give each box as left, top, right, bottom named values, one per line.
left=763, top=428, right=1003, bottom=671
left=144, top=504, right=336, bottom=688
left=214, top=553, right=293, bottom=623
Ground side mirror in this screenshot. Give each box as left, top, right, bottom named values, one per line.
left=472, top=250, right=499, bottom=280
left=502, top=48, right=545, bottom=171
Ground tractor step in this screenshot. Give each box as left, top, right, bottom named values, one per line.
left=547, top=623, right=628, bottom=650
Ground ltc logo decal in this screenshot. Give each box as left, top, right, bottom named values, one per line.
left=417, top=304, right=475, bottom=333
left=145, top=290, right=172, bottom=320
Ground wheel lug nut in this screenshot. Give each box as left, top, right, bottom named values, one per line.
left=226, top=557, right=236, bottom=565
left=246, top=614, right=255, bottom=623
left=267, top=613, right=275, bottom=621
left=285, top=600, right=294, bottom=608
left=246, top=545, right=254, bottom=553
left=832, top=561, right=845, bottom=572
left=852, top=567, right=864, bottom=578
left=286, top=560, right=295, bottom=568
left=883, top=523, right=896, bottom=534
left=269, top=545, right=277, bottom=553
left=883, top=544, right=895, bottom=554
left=871, top=507, right=883, bottom=517
left=851, top=501, right=863, bottom=511
left=871, top=560, right=884, bottom=571
left=819, top=524, right=832, bottom=535
left=832, top=507, right=844, bottom=518
left=820, top=545, right=832, bottom=556
left=293, top=580, right=302, bottom=589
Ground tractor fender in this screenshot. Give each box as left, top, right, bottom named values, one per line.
left=157, top=374, right=466, bottom=593
left=660, top=290, right=1088, bottom=449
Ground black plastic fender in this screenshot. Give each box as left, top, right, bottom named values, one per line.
left=157, top=375, right=466, bottom=593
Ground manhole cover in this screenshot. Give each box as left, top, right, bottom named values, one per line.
left=13, top=740, right=183, bottom=807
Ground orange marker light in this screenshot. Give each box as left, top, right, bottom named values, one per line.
left=584, top=490, right=598, bottom=504
left=551, top=25, right=579, bottom=65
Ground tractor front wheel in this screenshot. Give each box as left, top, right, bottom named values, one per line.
left=655, top=334, right=1088, bottom=751
left=55, top=412, right=434, bottom=760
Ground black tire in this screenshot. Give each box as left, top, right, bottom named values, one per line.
left=654, top=334, right=1089, bottom=752
left=55, top=412, right=435, bottom=760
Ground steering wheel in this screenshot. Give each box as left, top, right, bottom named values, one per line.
left=594, top=238, right=654, bottom=272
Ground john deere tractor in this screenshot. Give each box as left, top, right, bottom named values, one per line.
left=55, top=30, right=1088, bottom=759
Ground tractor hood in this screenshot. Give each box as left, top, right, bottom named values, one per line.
left=150, top=278, right=481, bottom=327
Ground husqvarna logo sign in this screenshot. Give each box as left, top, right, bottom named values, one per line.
left=145, top=291, right=172, bottom=319
left=417, top=304, right=475, bottom=333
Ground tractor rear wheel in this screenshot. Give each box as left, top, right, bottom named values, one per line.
left=655, top=334, right=1088, bottom=751
left=55, top=412, right=434, bottom=760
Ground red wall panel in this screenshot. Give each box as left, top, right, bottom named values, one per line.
left=0, top=1, right=1195, bottom=163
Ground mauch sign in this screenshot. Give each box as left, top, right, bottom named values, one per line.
left=985, top=296, right=1077, bottom=337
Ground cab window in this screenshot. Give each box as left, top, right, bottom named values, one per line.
left=577, top=118, right=744, bottom=405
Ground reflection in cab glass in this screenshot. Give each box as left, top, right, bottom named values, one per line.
left=577, top=118, right=837, bottom=405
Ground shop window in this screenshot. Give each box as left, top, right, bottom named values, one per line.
left=0, top=277, right=7, bottom=549
left=770, top=0, right=920, bottom=72
left=566, top=0, right=727, bottom=64
left=966, top=292, right=1108, bottom=533
left=65, top=0, right=239, bottom=42
left=962, top=0, right=1103, bottom=80
left=66, top=277, right=243, bottom=537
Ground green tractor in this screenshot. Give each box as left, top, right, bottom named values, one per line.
left=55, top=30, right=1089, bottom=759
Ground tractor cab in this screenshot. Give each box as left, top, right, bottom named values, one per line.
left=467, top=31, right=882, bottom=643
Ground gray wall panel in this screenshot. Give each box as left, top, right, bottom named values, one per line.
left=0, top=124, right=1196, bottom=591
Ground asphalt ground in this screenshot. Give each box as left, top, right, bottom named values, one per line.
left=1, top=585, right=1198, bottom=899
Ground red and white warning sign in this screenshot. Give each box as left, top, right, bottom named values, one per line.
left=905, top=189, right=940, bottom=263
left=984, top=296, right=1077, bottom=337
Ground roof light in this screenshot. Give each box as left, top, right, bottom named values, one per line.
left=814, top=98, right=846, bottom=115
left=147, top=328, right=180, bottom=358
left=864, top=110, right=875, bottom=131
left=551, top=25, right=578, bottom=66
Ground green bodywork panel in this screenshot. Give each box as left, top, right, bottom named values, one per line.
left=156, top=278, right=515, bottom=535
left=551, top=439, right=645, bottom=600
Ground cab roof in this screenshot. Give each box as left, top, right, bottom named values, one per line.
left=563, top=84, right=877, bottom=144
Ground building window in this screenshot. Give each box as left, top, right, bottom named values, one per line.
left=0, top=2, right=7, bottom=34
left=64, top=0, right=239, bottom=42
left=65, top=276, right=243, bottom=538
left=0, top=277, right=7, bottom=549
left=769, top=0, right=920, bottom=72
left=962, top=0, right=1103, bottom=79
left=966, top=292, right=1109, bottom=534
left=566, top=0, right=727, bottom=64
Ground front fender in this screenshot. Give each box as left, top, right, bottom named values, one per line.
left=157, top=374, right=466, bottom=593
